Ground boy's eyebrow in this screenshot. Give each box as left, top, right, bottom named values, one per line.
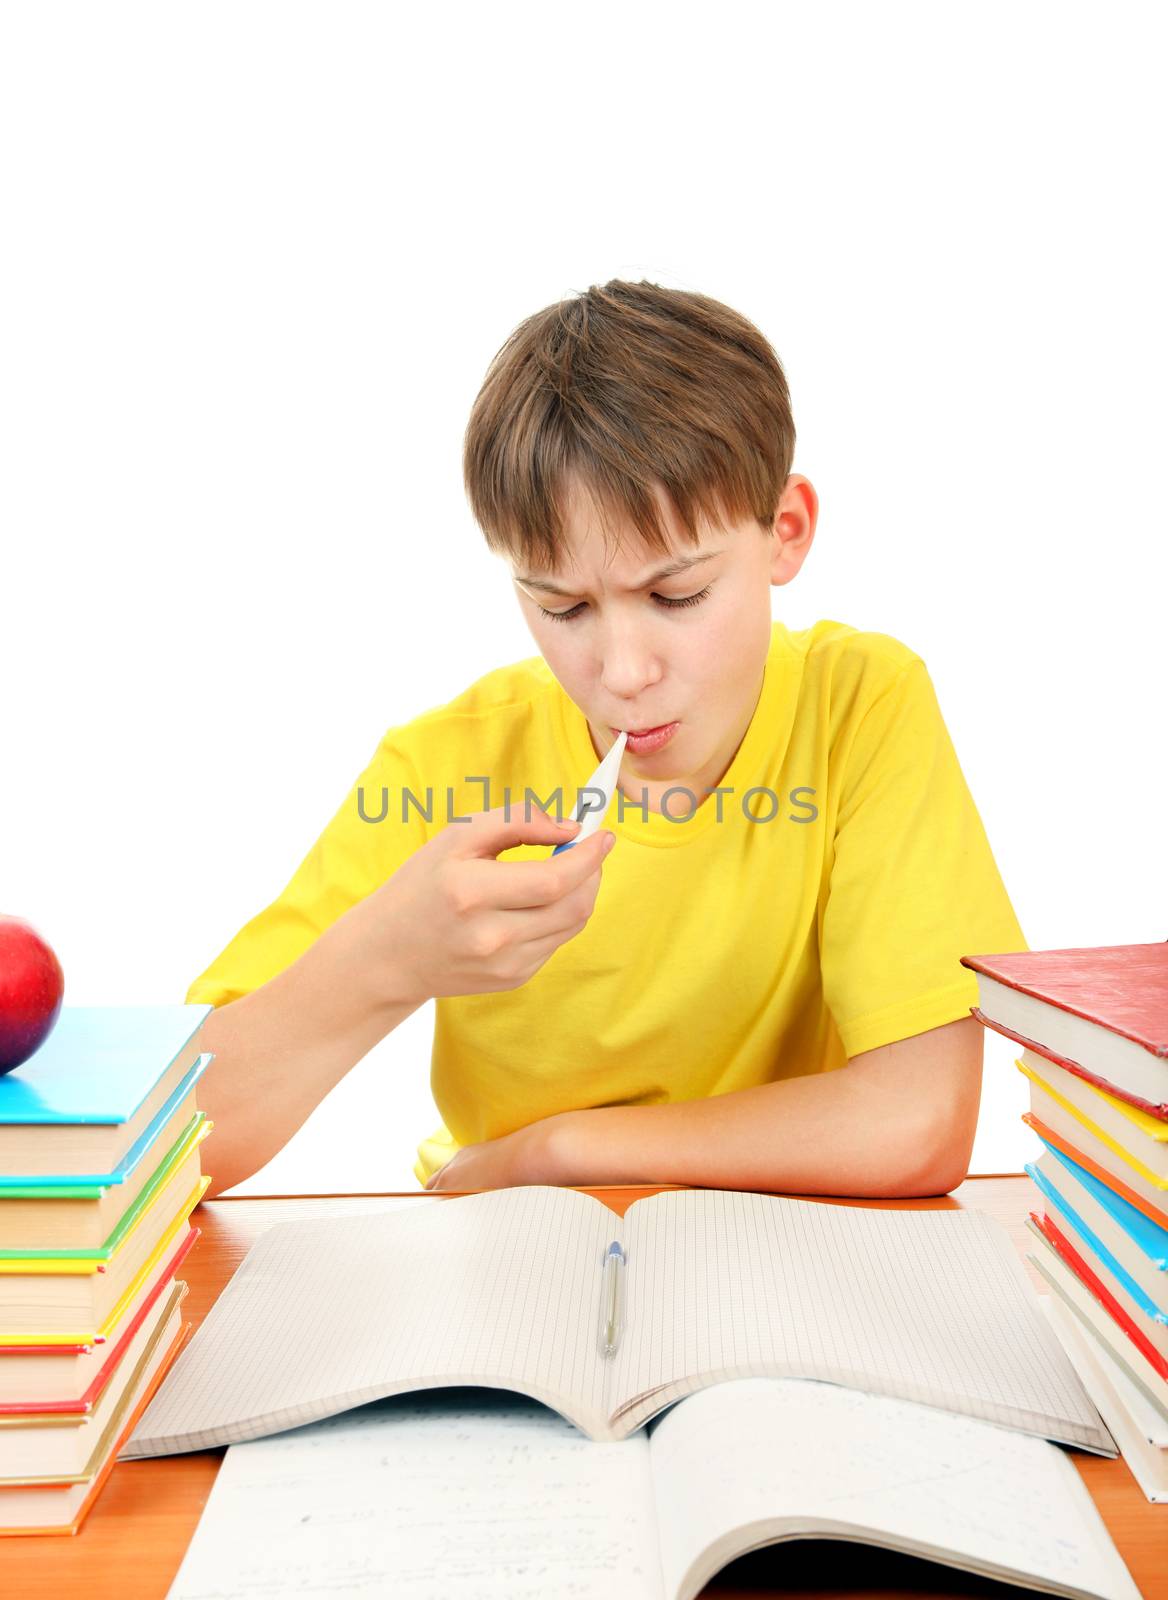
left=515, top=548, right=724, bottom=597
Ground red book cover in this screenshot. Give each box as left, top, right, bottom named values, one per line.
left=1030, top=1208, right=1168, bottom=1383
left=0, top=1225, right=199, bottom=1414
left=962, top=941, right=1168, bottom=1120
left=0, top=1317, right=194, bottom=1538
left=1023, top=1113, right=1168, bottom=1232
left=971, top=1010, right=1168, bottom=1120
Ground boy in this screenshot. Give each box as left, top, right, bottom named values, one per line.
left=189, top=279, right=1027, bottom=1199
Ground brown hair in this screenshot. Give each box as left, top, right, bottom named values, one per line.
left=462, top=279, right=796, bottom=573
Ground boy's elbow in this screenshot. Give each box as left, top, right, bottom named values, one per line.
left=894, top=1113, right=974, bottom=1197
left=197, top=1131, right=258, bottom=1200
left=200, top=1172, right=234, bottom=1202
left=199, top=1166, right=241, bottom=1202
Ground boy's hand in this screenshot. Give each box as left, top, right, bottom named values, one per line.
left=423, top=1110, right=581, bottom=1191
left=350, top=804, right=615, bottom=1008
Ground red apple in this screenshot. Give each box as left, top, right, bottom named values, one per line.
left=0, top=916, right=65, bottom=1075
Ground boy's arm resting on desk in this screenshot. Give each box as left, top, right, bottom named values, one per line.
left=551, top=1014, right=984, bottom=1197
left=195, top=907, right=425, bottom=1199
left=486, top=659, right=1012, bottom=1202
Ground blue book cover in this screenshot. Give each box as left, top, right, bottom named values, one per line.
left=1026, top=1157, right=1167, bottom=1323
left=0, top=1004, right=212, bottom=1126
left=0, top=1052, right=211, bottom=1191
left=1037, top=1134, right=1168, bottom=1272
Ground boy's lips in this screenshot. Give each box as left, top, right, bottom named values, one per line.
left=612, top=721, right=680, bottom=753
left=611, top=722, right=677, bottom=736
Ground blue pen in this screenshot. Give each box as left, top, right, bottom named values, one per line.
left=599, top=1240, right=627, bottom=1357
left=551, top=729, right=629, bottom=856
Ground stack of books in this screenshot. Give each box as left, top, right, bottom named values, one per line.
left=961, top=941, right=1168, bottom=1503
left=0, top=1004, right=214, bottom=1535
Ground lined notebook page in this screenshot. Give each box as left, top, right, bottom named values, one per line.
left=122, top=1187, right=618, bottom=1456
left=648, top=1378, right=1142, bottom=1600
left=166, top=1391, right=663, bottom=1600
left=612, top=1190, right=1112, bottom=1449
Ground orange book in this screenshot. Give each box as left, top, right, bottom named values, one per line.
left=1023, top=1114, right=1168, bottom=1232
left=0, top=1308, right=192, bottom=1536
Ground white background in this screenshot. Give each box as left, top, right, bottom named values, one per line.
left=1, top=3, right=1164, bottom=1193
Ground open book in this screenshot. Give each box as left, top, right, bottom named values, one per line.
left=165, top=1383, right=1140, bottom=1600
left=123, top=1186, right=1113, bottom=1457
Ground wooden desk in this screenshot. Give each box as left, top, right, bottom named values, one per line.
left=2, top=1177, right=1162, bottom=1599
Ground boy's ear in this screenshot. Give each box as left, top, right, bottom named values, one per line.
left=769, top=474, right=818, bottom=587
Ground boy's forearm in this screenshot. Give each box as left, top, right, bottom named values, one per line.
left=195, top=909, right=424, bottom=1198
left=552, top=1058, right=966, bottom=1198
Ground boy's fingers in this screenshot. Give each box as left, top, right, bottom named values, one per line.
left=462, top=830, right=614, bottom=910
left=451, top=804, right=580, bottom=859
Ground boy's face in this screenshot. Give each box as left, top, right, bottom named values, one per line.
left=509, top=473, right=817, bottom=813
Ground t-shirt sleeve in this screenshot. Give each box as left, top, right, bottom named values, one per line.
left=185, top=733, right=431, bottom=1009
left=820, top=657, right=1028, bottom=1058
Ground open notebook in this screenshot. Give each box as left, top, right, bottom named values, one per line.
left=165, top=1383, right=1141, bottom=1600
left=122, top=1186, right=1112, bottom=1456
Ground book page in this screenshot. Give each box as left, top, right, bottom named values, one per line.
left=612, top=1189, right=1110, bottom=1448
left=647, top=1378, right=1142, bottom=1600
left=166, top=1389, right=665, bottom=1600
left=123, top=1186, right=622, bottom=1455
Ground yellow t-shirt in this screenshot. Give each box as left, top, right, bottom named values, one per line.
left=185, top=618, right=1028, bottom=1185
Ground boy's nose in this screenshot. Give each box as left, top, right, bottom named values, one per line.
left=597, top=631, right=664, bottom=702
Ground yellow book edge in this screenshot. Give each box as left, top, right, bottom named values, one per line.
left=0, top=1174, right=212, bottom=1347
left=0, top=1118, right=213, bottom=1276
left=0, top=1317, right=194, bottom=1536
left=1016, top=1059, right=1168, bottom=1189
left=1017, top=1052, right=1168, bottom=1141
left=0, top=1282, right=189, bottom=1479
